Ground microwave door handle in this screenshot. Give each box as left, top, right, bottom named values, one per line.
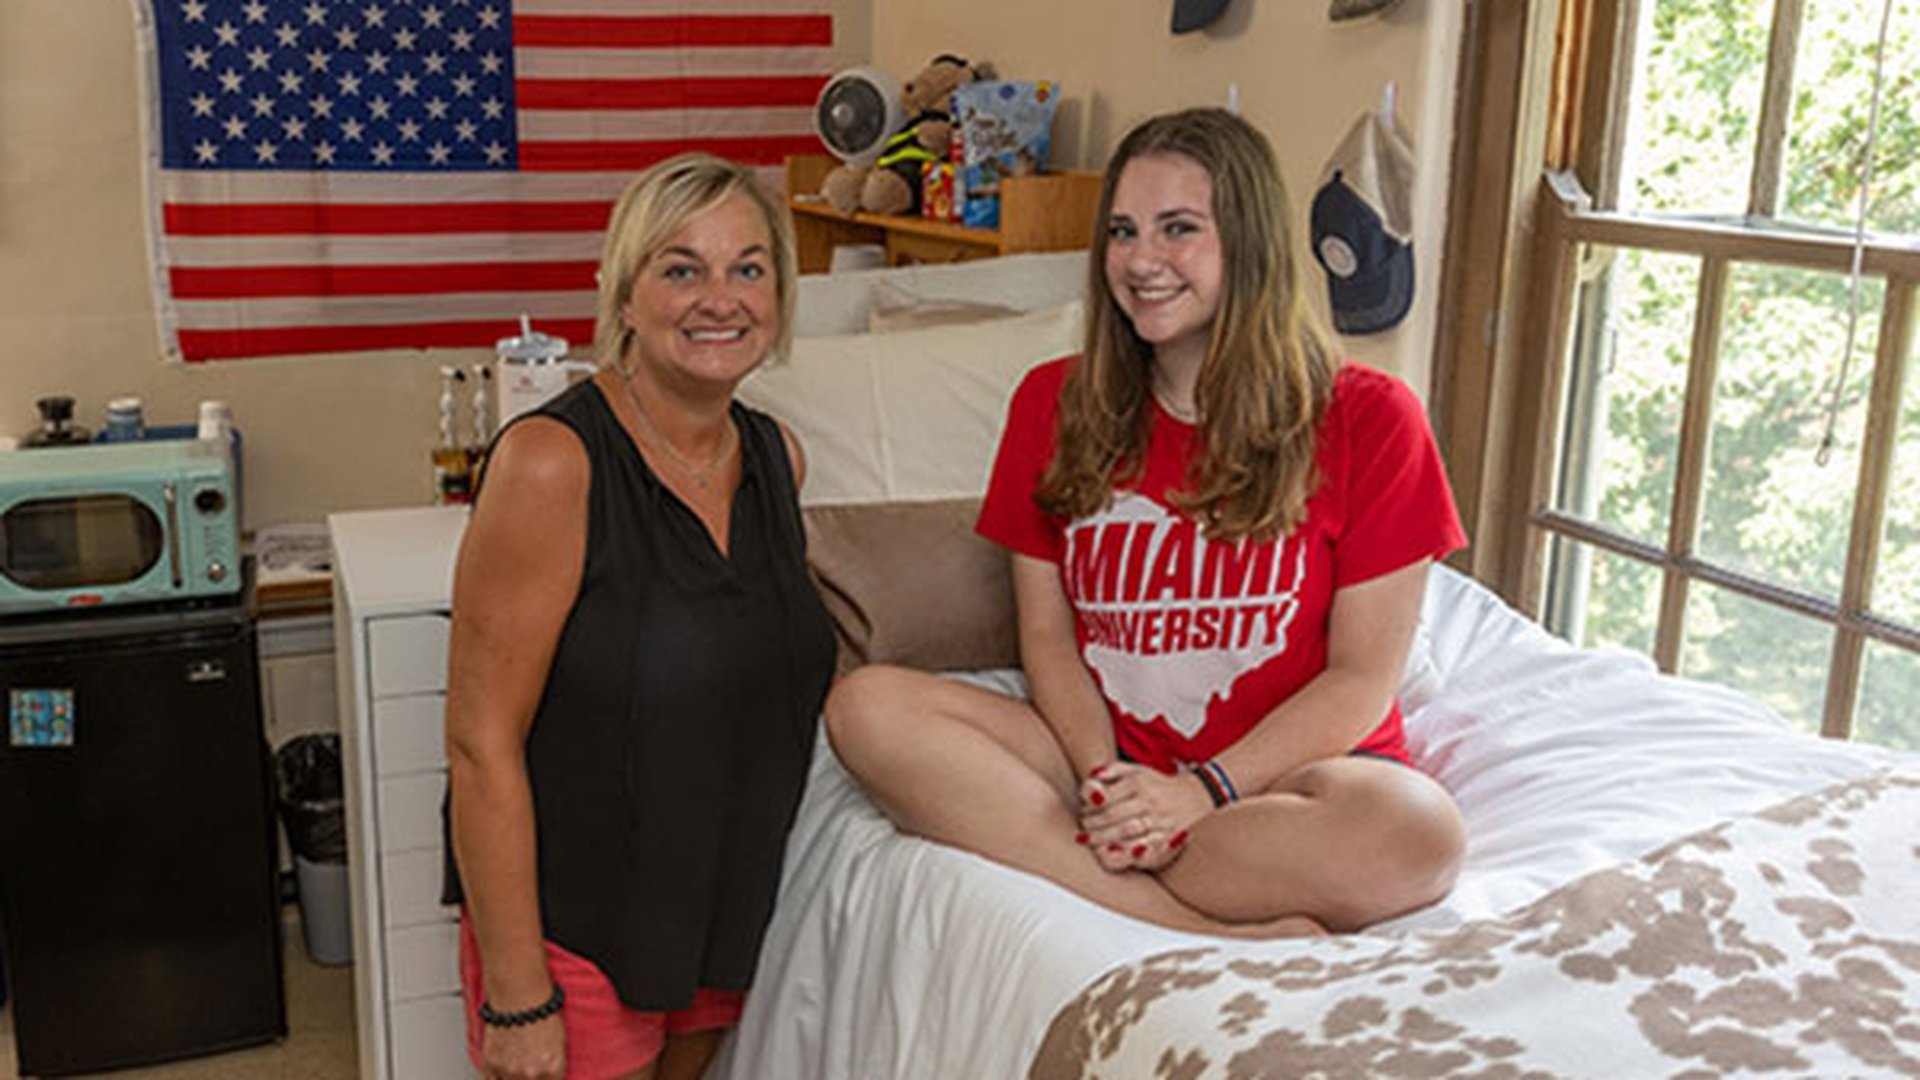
left=163, top=482, right=184, bottom=588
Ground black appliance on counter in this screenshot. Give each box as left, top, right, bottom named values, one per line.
left=0, top=584, right=285, bottom=1076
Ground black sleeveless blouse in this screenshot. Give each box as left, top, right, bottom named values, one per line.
left=447, top=379, right=835, bottom=1010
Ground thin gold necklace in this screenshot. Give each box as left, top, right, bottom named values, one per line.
left=1150, top=377, right=1199, bottom=423
left=615, top=369, right=734, bottom=488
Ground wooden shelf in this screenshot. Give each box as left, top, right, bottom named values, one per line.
left=784, top=154, right=1100, bottom=273
left=256, top=575, right=332, bottom=615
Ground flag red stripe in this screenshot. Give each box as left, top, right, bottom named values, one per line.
left=515, top=75, right=828, bottom=110
left=163, top=201, right=614, bottom=236
left=169, top=261, right=597, bottom=299
left=512, top=14, right=833, bottom=49
left=518, top=134, right=819, bottom=172
left=180, top=318, right=600, bottom=362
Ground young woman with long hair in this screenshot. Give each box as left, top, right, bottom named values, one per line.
left=825, top=108, right=1466, bottom=936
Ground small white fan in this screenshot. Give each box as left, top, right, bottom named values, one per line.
left=813, top=67, right=905, bottom=166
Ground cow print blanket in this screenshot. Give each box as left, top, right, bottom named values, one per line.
left=1031, top=769, right=1920, bottom=1079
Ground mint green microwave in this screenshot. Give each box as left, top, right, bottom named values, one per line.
left=0, top=439, right=240, bottom=615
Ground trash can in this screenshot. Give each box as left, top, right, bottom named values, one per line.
left=275, top=734, right=351, bottom=966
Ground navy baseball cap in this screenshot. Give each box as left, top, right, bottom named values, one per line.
left=1329, top=0, right=1404, bottom=20
left=1172, top=0, right=1229, bottom=33
left=1310, top=110, right=1415, bottom=335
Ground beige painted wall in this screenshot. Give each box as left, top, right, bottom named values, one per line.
left=873, top=0, right=1461, bottom=390
left=0, top=0, right=870, bottom=530
left=0, top=0, right=1448, bottom=528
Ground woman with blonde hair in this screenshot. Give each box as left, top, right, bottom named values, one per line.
left=827, top=108, right=1466, bottom=936
left=446, top=153, right=835, bottom=1079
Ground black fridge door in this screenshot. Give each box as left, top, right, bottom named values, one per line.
left=0, top=611, right=286, bottom=1076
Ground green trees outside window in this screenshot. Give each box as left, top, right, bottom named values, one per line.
left=1544, top=0, right=1919, bottom=749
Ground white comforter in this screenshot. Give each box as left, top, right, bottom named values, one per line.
left=713, top=568, right=1906, bottom=1080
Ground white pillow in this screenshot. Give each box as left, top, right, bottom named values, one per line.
left=739, top=300, right=1083, bottom=507
left=792, top=251, right=1088, bottom=337
left=867, top=280, right=1021, bottom=333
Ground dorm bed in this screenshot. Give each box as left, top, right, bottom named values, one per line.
left=719, top=572, right=1918, bottom=1078
left=712, top=273, right=1920, bottom=1079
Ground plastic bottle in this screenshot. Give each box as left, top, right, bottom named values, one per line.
left=466, top=364, right=493, bottom=489
left=198, top=400, right=234, bottom=441
left=432, top=367, right=472, bottom=504
left=101, top=396, right=147, bottom=442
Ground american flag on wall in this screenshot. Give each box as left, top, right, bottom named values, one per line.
left=135, top=0, right=833, bottom=363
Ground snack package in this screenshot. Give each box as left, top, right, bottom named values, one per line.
left=921, top=161, right=957, bottom=222
left=952, top=80, right=1060, bottom=230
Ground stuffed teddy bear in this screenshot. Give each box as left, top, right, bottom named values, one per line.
left=821, top=54, right=978, bottom=217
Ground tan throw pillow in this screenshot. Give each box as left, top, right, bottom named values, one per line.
left=805, top=498, right=1017, bottom=674
left=867, top=280, right=1022, bottom=333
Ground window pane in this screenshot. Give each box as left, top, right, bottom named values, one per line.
left=1875, top=322, right=1920, bottom=625
left=1546, top=534, right=1664, bottom=655
left=1680, top=580, right=1831, bottom=733
left=1616, top=0, right=1772, bottom=216
left=1697, top=263, right=1882, bottom=599
left=1553, top=248, right=1697, bottom=547
left=1856, top=639, right=1920, bottom=751
left=1782, top=0, right=1920, bottom=235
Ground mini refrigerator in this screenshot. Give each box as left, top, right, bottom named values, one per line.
left=0, top=593, right=285, bottom=1076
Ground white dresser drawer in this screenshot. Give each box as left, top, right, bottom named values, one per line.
left=389, top=993, right=478, bottom=1078
left=369, top=614, right=450, bottom=698
left=388, top=921, right=462, bottom=1001
left=374, top=694, right=447, bottom=776
left=376, top=771, right=447, bottom=854
left=382, top=848, right=459, bottom=929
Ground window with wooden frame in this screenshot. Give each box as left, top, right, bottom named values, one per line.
left=1437, top=0, right=1918, bottom=749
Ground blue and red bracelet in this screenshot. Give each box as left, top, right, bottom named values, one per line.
left=1193, top=759, right=1239, bottom=807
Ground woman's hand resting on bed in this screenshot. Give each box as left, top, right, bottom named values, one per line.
left=1076, top=762, right=1214, bottom=872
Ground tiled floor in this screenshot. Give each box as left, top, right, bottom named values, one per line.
left=0, top=913, right=358, bottom=1080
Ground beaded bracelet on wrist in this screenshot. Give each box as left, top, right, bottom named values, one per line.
left=479, top=985, right=565, bottom=1028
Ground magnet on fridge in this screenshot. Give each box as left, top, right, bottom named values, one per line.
left=9, top=689, right=76, bottom=748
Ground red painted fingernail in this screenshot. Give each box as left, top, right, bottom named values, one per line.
left=1107, top=843, right=1122, bottom=852
left=1074, top=832, right=1089, bottom=845
left=1090, top=765, right=1110, bottom=780
left=1170, top=830, right=1189, bottom=849
left=1089, top=790, right=1106, bottom=807
left=1131, top=844, right=1147, bottom=859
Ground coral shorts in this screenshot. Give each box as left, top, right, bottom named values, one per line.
left=458, top=914, right=745, bottom=1079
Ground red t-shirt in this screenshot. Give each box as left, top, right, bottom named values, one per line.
left=976, top=357, right=1466, bottom=772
